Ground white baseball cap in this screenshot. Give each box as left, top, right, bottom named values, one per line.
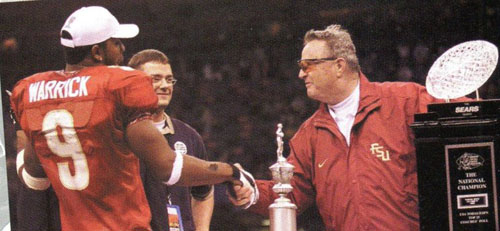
left=60, top=6, right=139, bottom=48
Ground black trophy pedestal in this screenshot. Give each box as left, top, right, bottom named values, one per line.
left=411, top=99, right=500, bottom=231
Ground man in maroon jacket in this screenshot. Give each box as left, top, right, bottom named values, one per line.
left=230, top=24, right=464, bottom=231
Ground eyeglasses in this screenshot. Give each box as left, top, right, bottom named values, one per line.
left=166, top=78, right=177, bottom=85
left=297, top=57, right=338, bottom=72
left=152, top=76, right=177, bottom=85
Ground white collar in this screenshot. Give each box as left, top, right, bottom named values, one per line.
left=153, top=112, right=175, bottom=135
left=327, top=80, right=360, bottom=146
left=328, top=80, right=360, bottom=118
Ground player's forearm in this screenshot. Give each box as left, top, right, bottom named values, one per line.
left=192, top=190, right=214, bottom=231
left=176, top=155, right=234, bottom=186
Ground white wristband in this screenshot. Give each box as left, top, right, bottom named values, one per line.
left=22, top=168, right=50, bottom=190
left=165, top=151, right=183, bottom=186
left=16, top=149, right=25, bottom=175
left=238, top=167, right=259, bottom=209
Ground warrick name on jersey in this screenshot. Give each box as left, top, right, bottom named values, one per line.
left=29, top=76, right=91, bottom=103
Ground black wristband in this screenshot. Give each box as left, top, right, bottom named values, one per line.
left=230, top=164, right=240, bottom=180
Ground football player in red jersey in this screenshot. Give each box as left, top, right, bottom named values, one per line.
left=11, top=6, right=256, bottom=231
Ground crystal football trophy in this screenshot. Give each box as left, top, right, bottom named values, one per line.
left=426, top=40, right=498, bottom=101
left=412, top=40, right=500, bottom=230
left=269, top=123, right=297, bottom=231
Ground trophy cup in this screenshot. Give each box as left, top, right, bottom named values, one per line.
left=412, top=40, right=500, bottom=231
left=269, top=123, right=297, bottom=231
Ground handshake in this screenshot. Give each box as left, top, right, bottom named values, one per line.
left=227, top=163, right=259, bottom=209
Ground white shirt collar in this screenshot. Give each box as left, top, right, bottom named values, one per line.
left=328, top=80, right=360, bottom=118
left=153, top=112, right=175, bottom=135
left=327, top=80, right=360, bottom=146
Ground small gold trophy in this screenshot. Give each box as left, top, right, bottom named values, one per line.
left=269, top=123, right=297, bottom=231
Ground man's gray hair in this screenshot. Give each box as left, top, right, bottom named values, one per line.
left=304, top=24, right=360, bottom=72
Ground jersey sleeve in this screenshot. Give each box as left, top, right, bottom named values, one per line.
left=109, top=69, right=158, bottom=126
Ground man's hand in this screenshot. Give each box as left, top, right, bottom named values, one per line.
left=226, top=163, right=259, bottom=209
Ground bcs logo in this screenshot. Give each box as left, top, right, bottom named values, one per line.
left=456, top=152, right=484, bottom=170
left=455, top=106, right=479, bottom=113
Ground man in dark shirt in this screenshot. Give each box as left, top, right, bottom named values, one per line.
left=129, top=49, right=214, bottom=231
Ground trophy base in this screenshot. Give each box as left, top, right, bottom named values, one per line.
left=269, top=197, right=297, bottom=231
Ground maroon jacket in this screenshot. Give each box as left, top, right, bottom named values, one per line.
left=250, top=74, right=458, bottom=231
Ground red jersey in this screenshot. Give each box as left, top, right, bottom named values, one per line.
left=10, top=66, right=158, bottom=231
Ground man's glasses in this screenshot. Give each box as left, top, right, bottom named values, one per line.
left=152, top=76, right=177, bottom=85
left=297, top=57, right=338, bottom=72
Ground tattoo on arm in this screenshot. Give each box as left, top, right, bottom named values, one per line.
left=208, top=163, right=218, bottom=171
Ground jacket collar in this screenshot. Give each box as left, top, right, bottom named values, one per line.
left=355, top=72, right=381, bottom=124
left=158, top=112, right=175, bottom=135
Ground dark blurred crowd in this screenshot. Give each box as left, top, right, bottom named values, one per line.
left=1, top=1, right=499, bottom=230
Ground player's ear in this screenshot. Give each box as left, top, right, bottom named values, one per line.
left=91, top=44, right=104, bottom=63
